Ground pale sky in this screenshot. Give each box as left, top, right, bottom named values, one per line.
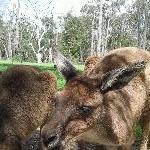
left=0, top=0, right=88, bottom=20
left=53, top=0, right=88, bottom=16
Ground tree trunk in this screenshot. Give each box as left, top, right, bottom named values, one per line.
left=0, top=50, right=1, bottom=59
left=2, top=43, right=8, bottom=59
left=55, top=32, right=59, bottom=46
left=97, top=0, right=103, bottom=56
left=49, top=47, right=53, bottom=63
left=142, top=0, right=148, bottom=50
left=104, top=17, right=110, bottom=54
left=79, top=47, right=83, bottom=62
left=14, top=0, right=20, bottom=54
left=14, top=15, right=19, bottom=54
left=36, top=28, right=46, bottom=63
left=8, top=26, right=12, bottom=59
left=91, top=12, right=96, bottom=56
left=137, top=2, right=141, bottom=48
left=36, top=53, right=42, bottom=63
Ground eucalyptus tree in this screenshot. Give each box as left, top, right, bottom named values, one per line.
left=81, top=0, right=126, bottom=56
left=131, top=0, right=150, bottom=50
left=60, top=13, right=91, bottom=62
left=21, top=0, right=55, bottom=63
left=0, top=16, right=8, bottom=59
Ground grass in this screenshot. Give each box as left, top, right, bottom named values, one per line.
left=134, top=124, right=143, bottom=143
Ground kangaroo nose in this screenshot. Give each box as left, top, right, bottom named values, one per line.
left=42, top=133, right=61, bottom=148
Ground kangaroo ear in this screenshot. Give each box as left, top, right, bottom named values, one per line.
left=100, top=61, right=147, bottom=93
left=52, top=49, right=77, bottom=81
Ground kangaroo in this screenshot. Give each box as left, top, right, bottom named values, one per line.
left=0, top=65, right=57, bottom=150
left=22, top=56, right=104, bottom=150
left=41, top=47, right=150, bottom=150
left=84, top=56, right=118, bottom=150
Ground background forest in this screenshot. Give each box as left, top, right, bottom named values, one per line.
left=0, top=0, right=150, bottom=64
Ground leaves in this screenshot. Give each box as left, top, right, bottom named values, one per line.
left=60, top=13, right=91, bottom=62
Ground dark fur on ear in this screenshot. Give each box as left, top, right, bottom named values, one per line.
left=100, top=61, right=147, bottom=93
left=52, top=48, right=77, bottom=81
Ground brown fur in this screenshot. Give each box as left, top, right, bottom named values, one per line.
left=41, top=47, right=150, bottom=150
left=84, top=56, right=101, bottom=75
left=0, top=65, right=57, bottom=150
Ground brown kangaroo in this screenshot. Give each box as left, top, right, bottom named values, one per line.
left=41, top=47, right=150, bottom=150
left=21, top=57, right=103, bottom=150
left=0, top=65, right=57, bottom=150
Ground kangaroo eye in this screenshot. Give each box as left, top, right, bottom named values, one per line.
left=79, top=106, right=93, bottom=116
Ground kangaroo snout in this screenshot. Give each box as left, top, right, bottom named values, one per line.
left=42, top=129, right=62, bottom=149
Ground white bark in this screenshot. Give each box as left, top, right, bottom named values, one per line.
left=104, top=17, right=110, bottom=53
left=143, top=0, right=148, bottom=50
left=0, top=50, right=1, bottom=59
left=97, top=0, right=103, bottom=56
left=14, top=0, right=20, bottom=54
left=55, top=31, right=59, bottom=45
left=36, top=53, right=42, bottom=63
left=79, top=47, right=83, bottom=62
left=29, top=43, right=36, bottom=55
left=8, top=22, right=12, bottom=59
left=29, top=26, right=47, bottom=63
left=2, top=43, right=9, bottom=59
left=29, top=42, right=42, bottom=63
left=137, top=2, right=141, bottom=48
left=9, top=0, right=20, bottom=59
left=49, top=47, right=53, bottom=63
left=90, top=12, right=95, bottom=56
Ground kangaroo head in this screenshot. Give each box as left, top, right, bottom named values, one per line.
left=41, top=50, right=146, bottom=149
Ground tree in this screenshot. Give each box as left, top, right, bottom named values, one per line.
left=81, top=0, right=125, bottom=56
left=6, top=0, right=21, bottom=61
left=0, top=16, right=8, bottom=59
left=22, top=0, right=55, bottom=63
left=19, top=17, right=35, bottom=62
left=129, top=0, right=150, bottom=50
left=60, top=13, right=91, bottom=62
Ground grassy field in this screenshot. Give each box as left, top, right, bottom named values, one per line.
left=0, top=60, right=84, bottom=90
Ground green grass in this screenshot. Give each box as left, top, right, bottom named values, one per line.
left=134, top=124, right=143, bottom=143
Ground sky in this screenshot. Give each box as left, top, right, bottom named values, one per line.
left=0, top=0, right=88, bottom=20
left=53, top=0, right=88, bottom=16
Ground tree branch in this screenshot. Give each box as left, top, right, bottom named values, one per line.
left=39, top=26, right=46, bottom=43
left=29, top=43, right=37, bottom=54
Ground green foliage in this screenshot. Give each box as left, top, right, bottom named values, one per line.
left=60, top=13, right=91, bottom=62
left=41, top=17, right=55, bottom=48
left=107, top=13, right=137, bottom=49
